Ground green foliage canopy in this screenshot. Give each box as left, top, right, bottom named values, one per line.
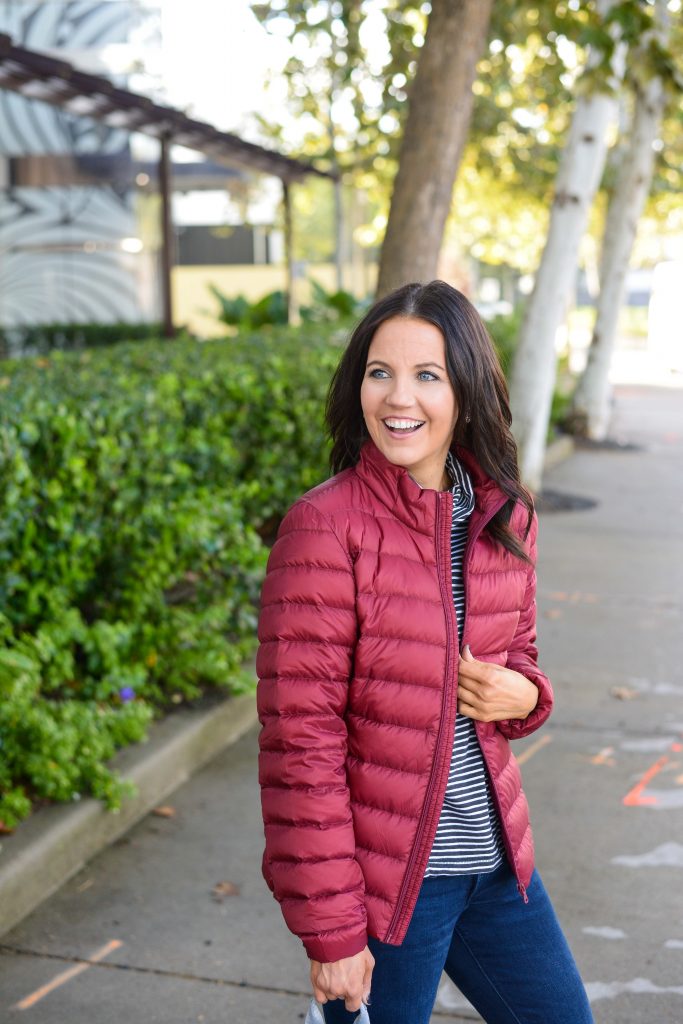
left=249, top=0, right=682, bottom=270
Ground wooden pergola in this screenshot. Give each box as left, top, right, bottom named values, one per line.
left=0, top=33, right=337, bottom=335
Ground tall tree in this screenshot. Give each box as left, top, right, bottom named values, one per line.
left=570, top=0, right=673, bottom=439
left=375, top=0, right=494, bottom=297
left=248, top=3, right=640, bottom=282
left=508, top=0, right=628, bottom=491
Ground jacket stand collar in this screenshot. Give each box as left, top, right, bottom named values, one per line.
left=355, top=438, right=507, bottom=535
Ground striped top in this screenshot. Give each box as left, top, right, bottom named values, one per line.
left=424, top=450, right=506, bottom=876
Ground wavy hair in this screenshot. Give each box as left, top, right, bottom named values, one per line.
left=325, top=280, right=534, bottom=562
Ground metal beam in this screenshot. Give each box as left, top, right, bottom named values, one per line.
left=334, top=177, right=344, bottom=292
left=0, top=33, right=336, bottom=184
left=159, top=135, right=174, bottom=339
left=282, top=179, right=295, bottom=325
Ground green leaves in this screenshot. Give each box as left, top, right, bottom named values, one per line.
left=0, top=326, right=345, bottom=829
left=0, top=631, right=152, bottom=828
left=209, top=285, right=290, bottom=329
left=249, top=0, right=426, bottom=173
left=0, top=321, right=167, bottom=359
left=603, top=0, right=655, bottom=45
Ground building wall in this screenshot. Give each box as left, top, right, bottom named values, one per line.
left=0, top=5, right=350, bottom=334
left=0, top=1, right=161, bottom=327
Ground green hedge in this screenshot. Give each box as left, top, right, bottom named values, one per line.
left=0, top=322, right=177, bottom=359
left=0, top=325, right=346, bottom=829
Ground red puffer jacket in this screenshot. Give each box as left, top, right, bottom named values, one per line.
left=257, top=438, right=553, bottom=963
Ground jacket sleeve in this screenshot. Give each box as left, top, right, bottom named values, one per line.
left=256, top=497, right=367, bottom=963
left=497, top=511, right=554, bottom=740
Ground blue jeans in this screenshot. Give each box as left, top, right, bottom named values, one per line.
left=322, top=863, right=593, bottom=1024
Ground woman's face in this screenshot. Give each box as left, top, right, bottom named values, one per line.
left=360, top=316, right=459, bottom=491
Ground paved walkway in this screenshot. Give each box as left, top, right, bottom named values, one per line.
left=1, top=382, right=682, bottom=1024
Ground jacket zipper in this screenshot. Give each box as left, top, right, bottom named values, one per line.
left=384, top=490, right=524, bottom=943
left=384, top=491, right=457, bottom=944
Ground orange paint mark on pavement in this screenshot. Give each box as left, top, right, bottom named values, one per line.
left=546, top=591, right=598, bottom=605
left=590, top=746, right=615, bottom=766
left=623, top=755, right=670, bottom=807
left=12, top=939, right=123, bottom=1010
left=622, top=737, right=683, bottom=807
left=516, top=734, right=553, bottom=766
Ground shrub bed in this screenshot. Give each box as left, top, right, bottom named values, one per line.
left=0, top=322, right=178, bottom=359
left=0, top=324, right=345, bottom=829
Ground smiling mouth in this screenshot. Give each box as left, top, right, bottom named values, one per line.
left=382, top=418, right=426, bottom=436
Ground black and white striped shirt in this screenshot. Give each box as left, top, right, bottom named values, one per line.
left=424, top=451, right=506, bottom=876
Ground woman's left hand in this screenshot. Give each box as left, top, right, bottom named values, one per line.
left=457, top=645, right=539, bottom=722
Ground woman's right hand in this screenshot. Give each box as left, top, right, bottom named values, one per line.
left=310, top=946, right=375, bottom=1013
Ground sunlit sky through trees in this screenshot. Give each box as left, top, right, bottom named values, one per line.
left=140, top=1, right=682, bottom=264
left=157, top=0, right=681, bottom=143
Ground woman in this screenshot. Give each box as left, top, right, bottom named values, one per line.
left=256, top=281, right=593, bottom=1024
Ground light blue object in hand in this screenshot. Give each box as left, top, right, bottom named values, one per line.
left=305, top=998, right=371, bottom=1024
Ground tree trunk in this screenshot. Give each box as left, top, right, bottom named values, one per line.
left=508, top=0, right=626, bottom=491
left=375, top=0, right=494, bottom=298
left=334, top=178, right=345, bottom=292
left=570, top=4, right=669, bottom=440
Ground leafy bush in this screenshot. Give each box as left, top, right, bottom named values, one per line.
left=209, top=286, right=289, bottom=329
left=483, top=306, right=524, bottom=379
left=0, top=644, right=149, bottom=824
left=209, top=279, right=369, bottom=331
left=0, top=325, right=344, bottom=829
left=483, top=305, right=568, bottom=436
left=0, top=322, right=174, bottom=359
left=300, top=279, right=370, bottom=323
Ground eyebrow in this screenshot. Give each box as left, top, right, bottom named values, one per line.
left=366, top=359, right=446, bottom=371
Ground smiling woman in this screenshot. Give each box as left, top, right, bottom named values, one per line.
left=256, top=280, right=594, bottom=1024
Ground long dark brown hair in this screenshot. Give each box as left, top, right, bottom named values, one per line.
left=325, top=280, right=534, bottom=562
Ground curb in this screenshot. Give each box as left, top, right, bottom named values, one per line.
left=0, top=689, right=258, bottom=939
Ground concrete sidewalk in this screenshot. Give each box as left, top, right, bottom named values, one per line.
left=1, top=382, right=682, bottom=1024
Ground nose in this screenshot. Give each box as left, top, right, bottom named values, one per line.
left=384, top=375, right=415, bottom=408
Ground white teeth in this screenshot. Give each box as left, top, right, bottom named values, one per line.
left=384, top=419, right=424, bottom=430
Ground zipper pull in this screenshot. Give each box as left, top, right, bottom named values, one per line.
left=518, top=882, right=529, bottom=904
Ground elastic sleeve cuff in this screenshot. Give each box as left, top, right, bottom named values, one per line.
left=303, top=929, right=369, bottom=963
left=496, top=662, right=553, bottom=740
